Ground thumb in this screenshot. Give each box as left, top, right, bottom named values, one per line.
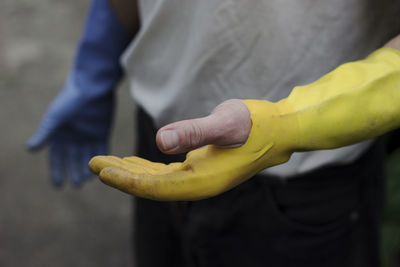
left=156, top=99, right=251, bottom=154
left=27, top=116, right=59, bottom=151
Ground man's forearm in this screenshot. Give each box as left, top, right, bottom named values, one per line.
left=284, top=37, right=400, bottom=151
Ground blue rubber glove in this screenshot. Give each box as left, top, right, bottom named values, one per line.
left=27, top=0, right=132, bottom=188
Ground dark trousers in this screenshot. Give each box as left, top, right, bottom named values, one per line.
left=133, top=107, right=385, bottom=267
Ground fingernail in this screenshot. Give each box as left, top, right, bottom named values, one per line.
left=160, top=130, right=179, bottom=151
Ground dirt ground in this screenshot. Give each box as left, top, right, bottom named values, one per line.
left=0, top=0, right=136, bottom=266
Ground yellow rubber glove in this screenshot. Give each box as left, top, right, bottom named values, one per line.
left=89, top=47, right=400, bottom=201
left=288, top=47, right=400, bottom=150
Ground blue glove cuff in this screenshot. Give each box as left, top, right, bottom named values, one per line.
left=74, top=0, right=133, bottom=98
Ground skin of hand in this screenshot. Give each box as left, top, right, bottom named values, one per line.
left=90, top=36, right=400, bottom=201
left=156, top=99, right=252, bottom=154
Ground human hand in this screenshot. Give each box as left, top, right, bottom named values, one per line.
left=89, top=99, right=299, bottom=200
left=27, top=0, right=132, bottom=188
left=156, top=99, right=252, bottom=154
left=27, top=75, right=113, bottom=188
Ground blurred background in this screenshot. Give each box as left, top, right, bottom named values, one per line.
left=0, top=0, right=399, bottom=266
left=0, top=0, right=135, bottom=266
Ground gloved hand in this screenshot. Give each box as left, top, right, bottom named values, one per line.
left=89, top=99, right=297, bottom=201
left=28, top=0, right=132, bottom=187
left=89, top=47, right=400, bottom=200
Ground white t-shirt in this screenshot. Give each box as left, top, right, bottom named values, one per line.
left=122, top=0, right=400, bottom=178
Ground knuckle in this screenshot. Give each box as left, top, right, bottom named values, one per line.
left=185, top=121, right=204, bottom=149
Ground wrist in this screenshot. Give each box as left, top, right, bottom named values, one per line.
left=242, top=99, right=300, bottom=166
